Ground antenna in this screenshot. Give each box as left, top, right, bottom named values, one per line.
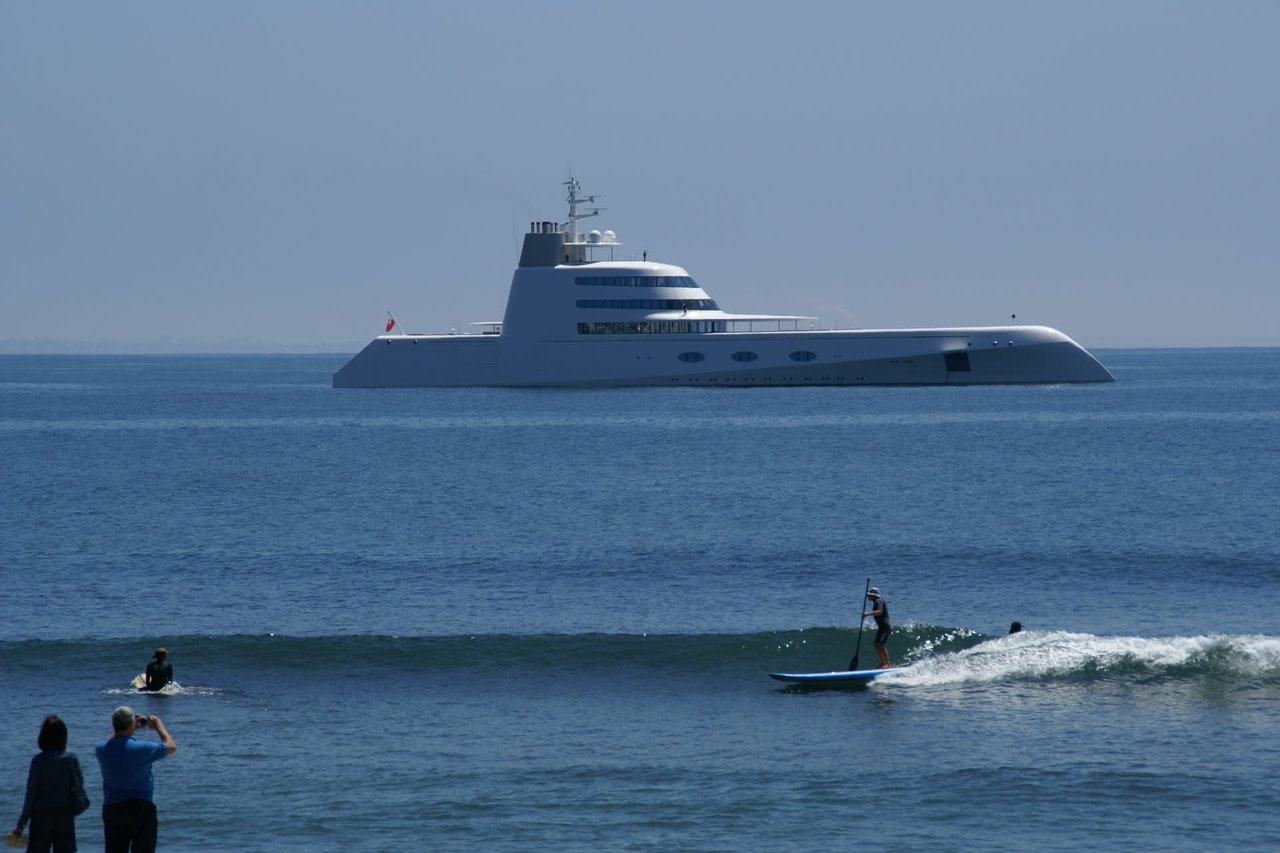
left=564, top=176, right=603, bottom=242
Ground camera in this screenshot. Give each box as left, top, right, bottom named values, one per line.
left=135, top=715, right=149, bottom=728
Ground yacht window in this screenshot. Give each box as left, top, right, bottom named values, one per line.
left=575, top=299, right=720, bottom=311
left=575, top=275, right=701, bottom=288
left=944, top=351, right=971, bottom=372
left=678, top=352, right=706, bottom=363
left=731, top=352, right=759, bottom=362
left=577, top=321, right=727, bottom=335
left=789, top=351, right=817, bottom=362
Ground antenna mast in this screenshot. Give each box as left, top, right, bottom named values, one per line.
left=564, top=177, right=602, bottom=243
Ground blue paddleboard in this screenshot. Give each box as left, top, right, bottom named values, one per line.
left=768, top=667, right=903, bottom=683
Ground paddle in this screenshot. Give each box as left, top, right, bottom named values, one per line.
left=848, top=577, right=871, bottom=670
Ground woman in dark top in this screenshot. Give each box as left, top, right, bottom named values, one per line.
left=9, top=715, right=86, bottom=853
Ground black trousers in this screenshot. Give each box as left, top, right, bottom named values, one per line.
left=26, top=806, right=77, bottom=853
left=102, top=799, right=157, bottom=853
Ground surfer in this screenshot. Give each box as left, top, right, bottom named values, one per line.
left=1009, top=621, right=1022, bottom=634
left=142, top=648, right=172, bottom=692
left=861, top=587, right=892, bottom=668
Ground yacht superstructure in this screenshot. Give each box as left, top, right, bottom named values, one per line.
left=333, top=179, right=1113, bottom=388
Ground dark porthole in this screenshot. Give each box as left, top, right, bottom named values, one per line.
left=678, top=352, right=706, bottom=363
left=731, top=351, right=758, bottom=362
left=789, top=351, right=817, bottom=362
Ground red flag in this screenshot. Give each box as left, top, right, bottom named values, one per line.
left=385, top=313, right=396, bottom=333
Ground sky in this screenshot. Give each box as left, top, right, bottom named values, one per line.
left=2, top=1, right=1277, bottom=352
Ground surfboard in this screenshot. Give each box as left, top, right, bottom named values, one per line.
left=131, top=672, right=147, bottom=689
left=768, top=667, right=903, bottom=684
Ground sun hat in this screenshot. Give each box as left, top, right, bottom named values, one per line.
left=867, top=587, right=880, bottom=596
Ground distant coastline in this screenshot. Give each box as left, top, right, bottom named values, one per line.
left=0, top=338, right=363, bottom=355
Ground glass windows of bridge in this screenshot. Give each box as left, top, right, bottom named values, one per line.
left=576, top=321, right=728, bottom=335
left=575, top=276, right=701, bottom=288
left=575, top=299, right=720, bottom=310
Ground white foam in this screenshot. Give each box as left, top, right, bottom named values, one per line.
left=102, top=682, right=224, bottom=697
left=879, top=632, right=1280, bottom=687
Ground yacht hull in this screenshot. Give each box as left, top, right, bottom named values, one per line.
left=332, top=326, right=1113, bottom=388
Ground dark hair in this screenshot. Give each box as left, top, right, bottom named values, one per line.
left=38, top=715, right=68, bottom=751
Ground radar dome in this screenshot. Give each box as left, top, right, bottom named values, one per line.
left=587, top=229, right=602, bottom=244
left=603, top=230, right=617, bottom=242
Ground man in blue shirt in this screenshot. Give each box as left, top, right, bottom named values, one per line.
left=95, top=706, right=177, bottom=853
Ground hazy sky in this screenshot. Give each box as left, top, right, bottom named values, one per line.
left=3, top=1, right=1277, bottom=352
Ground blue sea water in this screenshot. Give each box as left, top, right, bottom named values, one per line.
left=1, top=349, right=1278, bottom=851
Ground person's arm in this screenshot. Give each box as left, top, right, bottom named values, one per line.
left=861, top=603, right=883, bottom=618
left=148, top=716, right=177, bottom=755
left=72, top=754, right=86, bottom=801
left=13, top=756, right=38, bottom=835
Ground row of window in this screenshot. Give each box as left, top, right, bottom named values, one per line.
left=575, top=276, right=700, bottom=288
left=675, top=351, right=971, bottom=370
left=578, top=321, right=727, bottom=335
left=679, top=351, right=819, bottom=363
left=576, top=299, right=720, bottom=311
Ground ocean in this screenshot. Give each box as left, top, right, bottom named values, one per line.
left=2, top=349, right=1277, bottom=851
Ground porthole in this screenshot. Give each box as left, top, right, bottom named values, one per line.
left=731, top=351, right=758, bottom=362
left=677, top=352, right=706, bottom=363
left=789, top=351, right=817, bottom=362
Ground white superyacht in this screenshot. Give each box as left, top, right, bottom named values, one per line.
left=333, top=179, right=1113, bottom=388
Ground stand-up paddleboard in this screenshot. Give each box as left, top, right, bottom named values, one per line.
left=769, top=667, right=903, bottom=684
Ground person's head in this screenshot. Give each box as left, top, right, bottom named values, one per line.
left=1009, top=621, right=1022, bottom=634
left=154, top=647, right=168, bottom=659
left=112, top=706, right=138, bottom=735
left=867, top=587, right=880, bottom=600
left=38, top=715, right=68, bottom=751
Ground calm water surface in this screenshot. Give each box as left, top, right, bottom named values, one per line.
left=1, top=350, right=1278, bottom=851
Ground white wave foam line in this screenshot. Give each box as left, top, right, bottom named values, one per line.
left=881, top=632, right=1280, bottom=686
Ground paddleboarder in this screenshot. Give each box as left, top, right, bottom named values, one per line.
left=862, top=588, right=892, bottom=668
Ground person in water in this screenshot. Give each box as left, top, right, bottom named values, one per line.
left=1009, top=621, right=1022, bottom=634
left=862, top=587, right=892, bottom=668
left=143, top=648, right=172, bottom=692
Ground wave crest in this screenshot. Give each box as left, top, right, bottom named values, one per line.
left=884, top=631, right=1280, bottom=686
